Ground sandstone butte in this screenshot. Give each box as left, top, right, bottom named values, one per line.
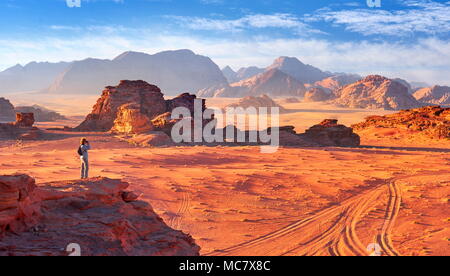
left=0, top=174, right=200, bottom=256
left=74, top=80, right=207, bottom=133
left=352, top=106, right=450, bottom=139
left=333, top=75, right=422, bottom=110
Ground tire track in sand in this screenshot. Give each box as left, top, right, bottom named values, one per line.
left=378, top=179, right=402, bottom=256
left=169, top=192, right=190, bottom=230
left=206, top=183, right=385, bottom=256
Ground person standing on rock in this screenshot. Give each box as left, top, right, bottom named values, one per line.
left=78, top=138, right=91, bottom=179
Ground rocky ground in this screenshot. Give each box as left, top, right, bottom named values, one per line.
left=0, top=174, right=200, bottom=256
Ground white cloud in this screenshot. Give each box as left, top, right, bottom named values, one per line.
left=307, top=0, right=450, bottom=36
left=167, top=13, right=323, bottom=35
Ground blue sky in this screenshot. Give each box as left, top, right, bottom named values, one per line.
left=1, top=0, right=450, bottom=84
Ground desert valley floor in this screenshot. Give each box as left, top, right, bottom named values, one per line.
left=1, top=99, right=449, bottom=256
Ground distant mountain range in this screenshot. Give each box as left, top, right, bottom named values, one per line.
left=0, top=62, right=70, bottom=93
left=0, top=49, right=447, bottom=110
left=0, top=50, right=227, bottom=96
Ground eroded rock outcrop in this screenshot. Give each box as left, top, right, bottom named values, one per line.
left=76, top=80, right=205, bottom=135
left=76, top=80, right=167, bottom=132
left=333, top=75, right=421, bottom=110
left=14, top=113, right=35, bottom=127
left=0, top=98, right=15, bottom=122
left=0, top=175, right=200, bottom=256
left=299, top=119, right=361, bottom=147
left=111, top=103, right=154, bottom=134
left=352, top=106, right=450, bottom=139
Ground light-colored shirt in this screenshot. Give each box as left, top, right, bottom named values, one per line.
left=80, top=144, right=91, bottom=160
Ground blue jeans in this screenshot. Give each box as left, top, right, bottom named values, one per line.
left=81, top=157, right=89, bottom=179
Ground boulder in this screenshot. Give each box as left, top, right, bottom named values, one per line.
left=14, top=113, right=35, bottom=127
left=0, top=175, right=200, bottom=256
left=151, top=112, right=179, bottom=135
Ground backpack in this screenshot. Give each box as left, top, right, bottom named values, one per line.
left=77, top=146, right=83, bottom=156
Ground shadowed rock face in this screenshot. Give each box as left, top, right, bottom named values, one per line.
left=0, top=98, right=15, bottom=122
left=413, top=86, right=450, bottom=106
left=299, top=119, right=361, bottom=147
left=0, top=175, right=200, bottom=256
left=352, top=106, right=450, bottom=139
left=303, top=88, right=333, bottom=103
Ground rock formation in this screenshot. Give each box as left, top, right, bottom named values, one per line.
left=14, top=113, right=35, bottom=127
left=352, top=106, right=450, bottom=139
left=332, top=75, right=422, bottom=110
left=215, top=120, right=360, bottom=148
left=303, top=88, right=333, bottom=102
left=299, top=119, right=361, bottom=147
left=15, top=105, right=67, bottom=122
left=226, top=94, right=288, bottom=113
left=76, top=80, right=167, bottom=132
left=111, top=103, right=154, bottom=134
left=77, top=80, right=208, bottom=135
left=0, top=97, right=15, bottom=122
left=0, top=175, right=200, bottom=256
left=413, top=85, right=450, bottom=106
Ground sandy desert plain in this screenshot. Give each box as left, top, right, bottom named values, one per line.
left=1, top=95, right=449, bottom=256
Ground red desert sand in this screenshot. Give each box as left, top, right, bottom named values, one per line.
left=0, top=101, right=448, bottom=256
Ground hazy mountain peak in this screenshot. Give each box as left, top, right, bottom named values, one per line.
left=267, top=56, right=331, bottom=84
left=113, top=51, right=150, bottom=61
